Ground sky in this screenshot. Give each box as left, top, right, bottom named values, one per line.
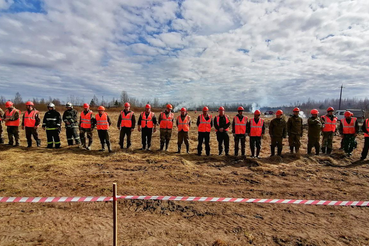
left=0, top=0, right=368, bottom=106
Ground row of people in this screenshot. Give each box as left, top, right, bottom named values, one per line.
left=0, top=101, right=368, bottom=160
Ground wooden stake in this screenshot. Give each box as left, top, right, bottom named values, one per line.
left=113, top=183, right=117, bottom=246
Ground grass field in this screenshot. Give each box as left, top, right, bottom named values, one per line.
left=0, top=111, right=369, bottom=245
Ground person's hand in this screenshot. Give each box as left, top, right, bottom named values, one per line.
left=117, top=127, right=120, bottom=131
left=22, top=126, right=24, bottom=130
left=153, top=128, right=156, bottom=133
left=34, top=126, right=38, bottom=129
left=138, top=126, right=141, bottom=132
left=42, top=126, right=45, bottom=130
left=354, top=133, right=357, bottom=137
left=131, top=128, right=134, bottom=132
left=341, top=135, right=344, bottom=139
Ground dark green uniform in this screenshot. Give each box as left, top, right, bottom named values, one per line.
left=307, top=116, right=322, bottom=155
left=0, top=108, right=4, bottom=144
left=63, top=108, right=80, bottom=145
left=287, top=115, right=303, bottom=153
left=269, top=117, right=287, bottom=156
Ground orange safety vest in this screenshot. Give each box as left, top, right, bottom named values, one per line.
left=81, top=111, right=93, bottom=129
left=5, top=108, right=20, bottom=126
left=95, top=113, right=109, bottom=130
left=214, top=115, right=229, bottom=132
left=120, top=111, right=133, bottom=128
left=160, top=112, right=174, bottom=129
left=198, top=114, right=212, bottom=132
left=177, top=115, right=190, bottom=132
left=342, top=117, right=357, bottom=134
left=234, top=115, right=247, bottom=134
left=364, top=119, right=369, bottom=137
left=249, top=118, right=264, bottom=137
left=24, top=110, right=38, bottom=127
left=321, top=115, right=337, bottom=132
left=141, top=112, right=154, bottom=128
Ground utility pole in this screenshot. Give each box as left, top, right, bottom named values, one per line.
left=339, top=84, right=344, bottom=110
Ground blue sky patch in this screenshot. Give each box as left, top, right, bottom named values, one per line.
left=1, top=0, right=46, bottom=14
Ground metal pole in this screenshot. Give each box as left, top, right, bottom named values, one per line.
left=113, top=183, right=117, bottom=246
left=339, top=85, right=343, bottom=110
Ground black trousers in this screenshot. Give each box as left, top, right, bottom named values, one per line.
left=141, top=127, right=153, bottom=149
left=120, top=127, right=132, bottom=148
left=234, top=135, right=246, bottom=155
left=197, top=132, right=210, bottom=155
left=46, top=130, right=60, bottom=148
left=25, top=127, right=40, bottom=147
left=66, top=127, right=80, bottom=145
left=216, top=131, right=229, bottom=154
left=250, top=136, right=262, bottom=157
left=7, top=126, right=19, bottom=145
left=361, top=137, right=369, bottom=160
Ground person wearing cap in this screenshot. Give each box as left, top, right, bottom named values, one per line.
left=214, top=106, right=231, bottom=156
left=42, top=103, right=62, bottom=148
left=176, top=107, right=191, bottom=154
left=158, top=104, right=174, bottom=151
left=96, top=106, right=112, bottom=152
left=247, top=110, right=265, bottom=158
left=62, top=102, right=80, bottom=146
left=339, top=111, right=359, bottom=157
left=79, top=103, right=95, bottom=150
left=22, top=101, right=41, bottom=147
left=269, top=110, right=286, bottom=156
left=307, top=109, right=322, bottom=155
left=232, top=106, right=248, bottom=156
left=0, top=106, right=4, bottom=144
left=3, top=101, right=20, bottom=146
left=360, top=116, right=369, bottom=161
left=197, top=106, right=213, bottom=156
left=321, top=107, right=337, bottom=154
left=287, top=107, right=303, bottom=154
left=117, top=102, right=136, bottom=149
left=137, top=104, right=157, bottom=150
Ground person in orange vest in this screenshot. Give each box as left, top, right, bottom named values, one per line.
left=361, top=117, right=369, bottom=160
left=0, top=107, right=4, bottom=144
left=137, top=104, right=157, bottom=150
left=214, top=106, right=231, bottom=156
left=42, top=103, right=62, bottom=148
left=197, top=106, right=213, bottom=156
left=247, top=110, right=265, bottom=158
left=269, top=110, right=286, bottom=157
left=339, top=111, right=358, bottom=156
left=22, top=101, right=41, bottom=147
left=232, top=106, right=247, bottom=156
left=307, top=109, right=322, bottom=155
left=79, top=103, right=95, bottom=150
left=158, top=104, right=174, bottom=151
left=321, top=107, right=337, bottom=154
left=176, top=107, right=191, bottom=153
left=117, top=102, right=135, bottom=149
left=3, top=101, right=20, bottom=146
left=96, top=106, right=112, bottom=152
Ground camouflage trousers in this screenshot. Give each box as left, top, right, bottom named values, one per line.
left=321, top=132, right=334, bottom=149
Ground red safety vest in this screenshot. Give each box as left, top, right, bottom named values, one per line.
left=141, top=112, right=154, bottom=128
left=342, top=117, right=357, bottom=134
left=160, top=112, right=174, bottom=129
left=120, top=111, right=133, bottom=128
left=321, top=115, right=337, bottom=132
left=96, top=113, right=109, bottom=130
left=214, top=115, right=229, bottom=132
left=177, top=115, right=190, bottom=132
left=364, top=119, right=369, bottom=137
left=249, top=118, right=264, bottom=137
left=5, top=108, right=20, bottom=126
left=234, top=115, right=247, bottom=134
left=24, top=110, right=38, bottom=127
left=80, top=111, right=93, bottom=129
left=198, top=114, right=212, bottom=132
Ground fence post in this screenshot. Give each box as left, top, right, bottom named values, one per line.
left=113, top=183, right=117, bottom=246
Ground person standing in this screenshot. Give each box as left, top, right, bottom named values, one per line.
left=339, top=111, right=358, bottom=157
left=361, top=117, right=369, bottom=161
left=320, top=107, right=337, bottom=154
left=232, top=106, right=247, bottom=156
left=79, top=103, right=95, bottom=150
left=176, top=107, right=191, bottom=154
left=307, top=109, right=322, bottom=155
left=0, top=106, right=4, bottom=144
left=3, top=101, right=20, bottom=146
left=214, top=106, right=231, bottom=156
left=96, top=106, right=112, bottom=152
left=22, top=101, right=41, bottom=147
left=117, top=102, right=135, bottom=149
left=62, top=102, right=80, bottom=146
left=197, top=106, right=213, bottom=156
left=137, top=104, right=157, bottom=150
left=42, top=103, right=61, bottom=148
left=158, top=104, right=174, bottom=151
left=247, top=110, right=265, bottom=158
left=269, top=110, right=287, bottom=156
left=287, top=107, right=303, bottom=154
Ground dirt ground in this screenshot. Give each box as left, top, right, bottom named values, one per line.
left=0, top=110, right=369, bottom=246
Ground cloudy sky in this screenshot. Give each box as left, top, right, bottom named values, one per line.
left=0, top=0, right=368, bottom=106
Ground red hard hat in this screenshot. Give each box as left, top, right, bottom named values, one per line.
left=181, top=107, right=187, bottom=112
left=166, top=104, right=173, bottom=109
left=98, top=106, right=105, bottom=111
left=5, top=101, right=13, bottom=108
left=145, top=104, right=151, bottom=109
left=344, top=111, right=352, bottom=117
left=293, top=107, right=300, bottom=112
left=310, top=109, right=319, bottom=115
left=124, top=102, right=130, bottom=107
left=327, top=107, right=334, bottom=112
left=26, top=101, right=34, bottom=106
left=83, top=103, right=89, bottom=109
left=203, top=106, right=209, bottom=111
left=254, top=110, right=261, bottom=115
left=218, top=106, right=225, bottom=111
left=276, top=110, right=283, bottom=116
left=237, top=106, right=244, bottom=111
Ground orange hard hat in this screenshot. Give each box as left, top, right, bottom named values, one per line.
left=327, top=107, right=334, bottom=112
left=145, top=104, right=151, bottom=109
left=203, top=106, right=209, bottom=111
left=83, top=103, right=89, bottom=109
left=98, top=106, right=105, bottom=111
left=276, top=110, right=283, bottom=116
left=344, top=111, right=352, bottom=117
left=310, top=109, right=319, bottom=115
left=181, top=107, right=187, bottom=112
left=166, top=104, right=173, bottom=109
left=26, top=101, right=34, bottom=106
left=254, top=110, right=261, bottom=115
left=218, top=106, right=225, bottom=111
left=124, top=102, right=130, bottom=107
left=293, top=107, right=300, bottom=112
left=237, top=106, right=244, bottom=111
left=5, top=101, right=13, bottom=108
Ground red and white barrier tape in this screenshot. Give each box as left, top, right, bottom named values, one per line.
left=1, top=196, right=369, bottom=206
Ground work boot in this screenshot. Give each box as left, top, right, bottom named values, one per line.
left=290, top=146, right=294, bottom=153
left=15, top=141, right=20, bottom=147
left=36, top=139, right=41, bottom=147
left=295, top=147, right=300, bottom=154
left=0, top=138, right=3, bottom=144
left=107, top=142, right=112, bottom=153
left=241, top=150, right=245, bottom=156
left=186, top=144, right=189, bottom=154
left=27, top=140, right=32, bottom=148
left=256, top=149, right=260, bottom=158
left=127, top=143, right=131, bottom=149
left=277, top=147, right=283, bottom=156
left=327, top=148, right=332, bottom=154
left=176, top=145, right=181, bottom=153
left=321, top=147, right=326, bottom=154
left=99, top=143, right=105, bottom=151
left=219, top=149, right=223, bottom=155
left=250, top=148, right=255, bottom=158
left=270, top=146, right=275, bottom=157
left=160, top=142, right=164, bottom=151
left=235, top=150, right=238, bottom=156
left=165, top=139, right=170, bottom=151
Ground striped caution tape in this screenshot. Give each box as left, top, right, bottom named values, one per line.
left=1, top=196, right=369, bottom=206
